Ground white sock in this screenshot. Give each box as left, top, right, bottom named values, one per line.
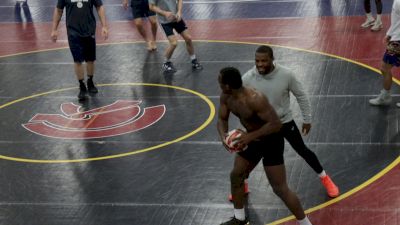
left=164, top=58, right=171, bottom=63
left=234, top=208, right=245, bottom=221
left=366, top=13, right=374, bottom=20
left=381, top=89, right=391, bottom=96
left=190, top=54, right=196, bottom=60
left=298, top=216, right=312, bottom=225
left=318, top=170, right=327, bottom=178
left=376, top=14, right=382, bottom=22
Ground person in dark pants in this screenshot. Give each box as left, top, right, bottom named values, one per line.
left=51, top=0, right=108, bottom=101
left=361, top=0, right=383, bottom=31
left=238, top=45, right=339, bottom=199
left=123, top=0, right=158, bottom=51
left=217, top=67, right=313, bottom=225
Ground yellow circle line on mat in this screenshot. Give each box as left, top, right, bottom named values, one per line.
left=0, top=83, right=215, bottom=163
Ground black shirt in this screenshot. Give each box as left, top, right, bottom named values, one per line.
left=57, top=0, right=103, bottom=37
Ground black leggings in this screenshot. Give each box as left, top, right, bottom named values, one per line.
left=281, top=120, right=323, bottom=174
left=364, top=0, right=382, bottom=14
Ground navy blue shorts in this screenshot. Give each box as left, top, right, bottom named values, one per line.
left=131, top=0, right=155, bottom=19
left=67, top=35, right=96, bottom=63
left=383, top=41, right=400, bottom=67
left=238, top=132, right=284, bottom=166
left=161, top=20, right=187, bottom=37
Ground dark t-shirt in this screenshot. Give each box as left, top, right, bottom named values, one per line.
left=57, top=0, right=103, bottom=37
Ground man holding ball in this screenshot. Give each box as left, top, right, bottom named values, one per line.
left=217, top=67, right=312, bottom=225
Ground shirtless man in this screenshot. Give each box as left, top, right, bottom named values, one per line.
left=217, top=67, right=312, bottom=225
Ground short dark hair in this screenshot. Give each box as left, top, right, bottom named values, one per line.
left=219, top=67, right=242, bottom=89
left=256, top=45, right=274, bottom=59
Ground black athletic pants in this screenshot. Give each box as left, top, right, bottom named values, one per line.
left=281, top=120, right=323, bottom=174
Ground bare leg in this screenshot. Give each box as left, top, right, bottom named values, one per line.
left=230, top=155, right=256, bottom=209
left=165, top=35, right=178, bottom=60
left=74, top=62, right=85, bottom=80
left=180, top=29, right=194, bottom=56
left=381, top=61, right=393, bottom=91
left=134, top=17, right=152, bottom=50
left=264, top=164, right=306, bottom=220
left=86, top=61, right=94, bottom=77
left=148, top=16, right=158, bottom=50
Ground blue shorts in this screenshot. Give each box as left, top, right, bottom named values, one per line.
left=383, top=41, right=400, bottom=67
left=161, top=20, right=187, bottom=37
left=131, top=0, right=155, bottom=19
left=238, top=132, right=284, bottom=166
left=67, top=35, right=96, bottom=63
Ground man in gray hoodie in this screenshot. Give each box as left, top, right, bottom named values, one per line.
left=237, top=45, right=339, bottom=199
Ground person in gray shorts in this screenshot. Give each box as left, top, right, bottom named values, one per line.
left=149, top=0, right=202, bottom=72
left=123, top=0, right=158, bottom=51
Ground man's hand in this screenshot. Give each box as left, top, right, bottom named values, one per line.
left=302, top=123, right=311, bottom=135
left=102, top=26, right=109, bottom=40
left=384, top=35, right=391, bottom=45
left=165, top=11, right=176, bottom=22
left=122, top=0, right=129, bottom=10
left=176, top=11, right=182, bottom=22
left=50, top=30, right=58, bottom=42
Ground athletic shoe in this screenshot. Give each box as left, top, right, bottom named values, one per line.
left=371, top=20, right=383, bottom=31
left=396, top=102, right=400, bottom=108
left=192, top=59, right=203, bottom=70
left=369, top=91, right=392, bottom=106
left=220, top=217, right=249, bottom=225
left=228, top=181, right=249, bottom=202
left=162, top=61, right=176, bottom=72
left=87, top=78, right=98, bottom=93
left=78, top=84, right=88, bottom=101
left=320, top=175, right=339, bottom=198
left=361, top=18, right=375, bottom=28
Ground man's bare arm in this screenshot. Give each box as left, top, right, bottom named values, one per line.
left=217, top=95, right=230, bottom=142
left=50, top=8, right=63, bottom=42
left=96, top=5, right=108, bottom=40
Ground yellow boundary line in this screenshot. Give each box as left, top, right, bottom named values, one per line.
left=0, top=40, right=398, bottom=224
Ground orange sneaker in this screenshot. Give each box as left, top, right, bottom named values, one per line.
left=320, top=175, right=339, bottom=198
left=228, top=182, right=249, bottom=201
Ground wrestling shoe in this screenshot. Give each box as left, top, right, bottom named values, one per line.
left=320, top=175, right=339, bottom=198
left=220, top=217, right=249, bottom=225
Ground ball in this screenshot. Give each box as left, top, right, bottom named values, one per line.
left=225, top=129, right=247, bottom=152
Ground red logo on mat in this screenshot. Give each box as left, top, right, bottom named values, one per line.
left=22, top=100, right=166, bottom=139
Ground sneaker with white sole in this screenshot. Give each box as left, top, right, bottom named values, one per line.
left=361, top=18, right=375, bottom=28
left=369, top=92, right=392, bottom=106
left=162, top=61, right=176, bottom=73
left=371, top=20, right=383, bottom=31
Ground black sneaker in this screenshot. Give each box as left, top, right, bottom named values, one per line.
left=87, top=78, right=98, bottom=93
left=220, top=217, right=249, bottom=225
left=78, top=84, right=88, bottom=101
left=192, top=59, right=203, bottom=70
left=162, top=61, right=176, bottom=72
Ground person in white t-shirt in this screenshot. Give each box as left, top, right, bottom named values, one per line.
left=369, top=0, right=400, bottom=106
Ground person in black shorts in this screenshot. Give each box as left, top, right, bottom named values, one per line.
left=123, top=0, right=158, bottom=51
left=51, top=0, right=108, bottom=101
left=149, top=0, right=202, bottom=72
left=217, top=67, right=312, bottom=225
